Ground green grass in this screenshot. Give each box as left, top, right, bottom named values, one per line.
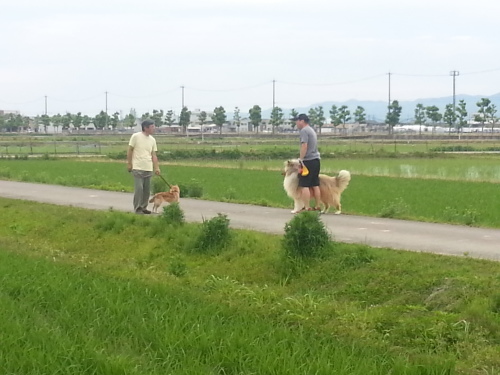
left=4, top=251, right=431, bottom=375
left=2, top=199, right=500, bottom=373
left=0, top=158, right=499, bottom=228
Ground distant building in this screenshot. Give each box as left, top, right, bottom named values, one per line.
left=0, top=110, right=21, bottom=116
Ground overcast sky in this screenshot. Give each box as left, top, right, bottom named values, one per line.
left=2, top=0, right=500, bottom=117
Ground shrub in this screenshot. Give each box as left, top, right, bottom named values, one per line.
left=179, top=179, right=204, bottom=198
left=186, top=179, right=203, bottom=198
left=193, top=214, right=231, bottom=253
left=160, top=202, right=185, bottom=226
left=282, top=211, right=332, bottom=259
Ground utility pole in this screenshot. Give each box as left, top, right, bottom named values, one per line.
left=387, top=72, right=392, bottom=128
left=450, top=70, right=459, bottom=128
left=181, top=86, right=185, bottom=109
left=272, top=79, right=275, bottom=109
left=44, top=95, right=47, bottom=115
left=105, top=91, right=108, bottom=130
left=387, top=71, right=392, bottom=109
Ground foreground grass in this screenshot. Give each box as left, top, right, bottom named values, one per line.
left=0, top=158, right=499, bottom=227
left=2, top=252, right=424, bottom=375
left=1, top=198, right=500, bottom=373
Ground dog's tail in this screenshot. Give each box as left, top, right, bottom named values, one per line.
left=148, top=194, right=157, bottom=203
left=336, top=170, right=351, bottom=192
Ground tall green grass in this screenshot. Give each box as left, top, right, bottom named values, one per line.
left=1, top=250, right=455, bottom=375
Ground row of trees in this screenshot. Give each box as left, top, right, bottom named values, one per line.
left=386, top=98, right=498, bottom=134
left=0, top=111, right=125, bottom=133
left=1, top=98, right=497, bottom=134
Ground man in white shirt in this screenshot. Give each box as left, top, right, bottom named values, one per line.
left=127, top=119, right=160, bottom=214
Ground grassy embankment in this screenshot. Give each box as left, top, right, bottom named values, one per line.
left=1, top=199, right=500, bottom=373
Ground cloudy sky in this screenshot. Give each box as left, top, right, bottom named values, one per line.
left=1, top=0, right=500, bottom=117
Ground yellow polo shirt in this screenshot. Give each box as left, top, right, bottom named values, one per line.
left=128, top=132, right=157, bottom=171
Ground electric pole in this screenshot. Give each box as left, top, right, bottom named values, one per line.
left=181, top=86, right=185, bottom=109
left=387, top=72, right=392, bottom=123
left=450, top=70, right=459, bottom=126
left=105, top=91, right=108, bottom=129
left=44, top=95, right=47, bottom=115
left=272, top=79, right=275, bottom=109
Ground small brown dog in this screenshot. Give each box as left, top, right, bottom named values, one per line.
left=149, top=185, right=180, bottom=213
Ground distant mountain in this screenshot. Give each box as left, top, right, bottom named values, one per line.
left=260, top=93, right=500, bottom=123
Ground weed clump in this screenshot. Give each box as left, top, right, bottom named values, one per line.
left=168, top=257, right=187, bottom=277
left=178, top=179, right=203, bottom=198
left=160, top=202, right=185, bottom=226
left=193, top=214, right=231, bottom=253
left=282, top=211, right=332, bottom=259
left=379, top=197, right=409, bottom=218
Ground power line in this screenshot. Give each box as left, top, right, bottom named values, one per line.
left=108, top=88, right=180, bottom=99
left=392, top=72, right=449, bottom=77
left=460, top=67, right=500, bottom=75
left=280, top=74, right=385, bottom=86
left=50, top=94, right=103, bottom=103
left=186, top=81, right=270, bottom=92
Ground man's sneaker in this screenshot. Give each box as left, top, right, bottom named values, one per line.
left=142, top=209, right=152, bottom=214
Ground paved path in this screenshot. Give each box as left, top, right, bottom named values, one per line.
left=1, top=180, right=499, bottom=261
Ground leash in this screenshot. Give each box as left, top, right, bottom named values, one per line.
left=157, top=174, right=172, bottom=188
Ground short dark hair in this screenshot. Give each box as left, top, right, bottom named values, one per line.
left=141, top=119, right=155, bottom=130
left=292, top=113, right=309, bottom=123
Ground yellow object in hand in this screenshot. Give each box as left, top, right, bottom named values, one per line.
left=300, top=163, right=309, bottom=176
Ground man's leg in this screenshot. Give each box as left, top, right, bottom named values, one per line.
left=308, top=159, right=321, bottom=210
left=133, top=174, right=144, bottom=213
left=141, top=176, right=152, bottom=211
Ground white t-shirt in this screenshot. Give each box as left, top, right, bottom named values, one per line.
left=128, top=132, right=158, bottom=171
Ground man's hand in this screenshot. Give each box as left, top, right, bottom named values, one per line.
left=127, top=162, right=133, bottom=172
left=154, top=168, right=161, bottom=176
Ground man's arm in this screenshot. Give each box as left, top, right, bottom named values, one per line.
left=299, top=143, right=308, bottom=160
left=152, top=151, right=160, bottom=175
left=127, top=146, right=134, bottom=172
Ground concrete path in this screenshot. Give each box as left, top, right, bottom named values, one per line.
left=1, top=180, right=499, bottom=261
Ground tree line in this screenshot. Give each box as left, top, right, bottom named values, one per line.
left=0, top=98, right=497, bottom=134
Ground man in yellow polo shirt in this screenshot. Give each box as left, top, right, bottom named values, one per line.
left=127, top=119, right=160, bottom=214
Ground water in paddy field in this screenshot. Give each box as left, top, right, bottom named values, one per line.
left=399, top=164, right=418, bottom=178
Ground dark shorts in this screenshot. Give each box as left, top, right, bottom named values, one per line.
left=298, top=158, right=320, bottom=187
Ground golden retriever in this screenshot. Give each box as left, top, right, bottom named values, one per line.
left=149, top=185, right=180, bottom=213
left=283, top=159, right=351, bottom=214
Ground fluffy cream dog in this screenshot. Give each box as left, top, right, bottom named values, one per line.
left=283, top=159, right=351, bottom=214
